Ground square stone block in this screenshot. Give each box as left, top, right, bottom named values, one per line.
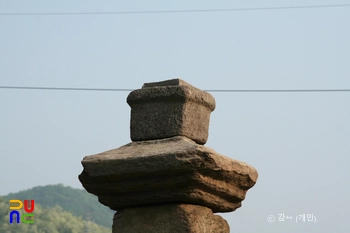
left=112, top=204, right=229, bottom=233
left=127, top=79, right=215, bottom=145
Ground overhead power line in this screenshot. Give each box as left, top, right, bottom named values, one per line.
left=0, top=86, right=133, bottom=92
left=0, top=4, right=350, bottom=16
left=205, top=89, right=350, bottom=93
left=1, top=86, right=350, bottom=93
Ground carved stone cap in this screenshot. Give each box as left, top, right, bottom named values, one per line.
left=128, top=79, right=216, bottom=111
left=127, top=79, right=216, bottom=144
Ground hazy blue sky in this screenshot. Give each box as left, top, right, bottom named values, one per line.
left=1, top=1, right=349, bottom=232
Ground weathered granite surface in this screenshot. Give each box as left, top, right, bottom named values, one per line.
left=127, top=79, right=215, bottom=145
left=79, top=78, right=259, bottom=232
left=112, top=204, right=229, bottom=233
left=79, top=136, right=258, bottom=212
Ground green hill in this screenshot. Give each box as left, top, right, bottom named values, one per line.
left=0, top=196, right=110, bottom=233
left=3, top=184, right=115, bottom=228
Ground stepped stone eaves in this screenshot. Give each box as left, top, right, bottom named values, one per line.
left=79, top=136, right=257, bottom=212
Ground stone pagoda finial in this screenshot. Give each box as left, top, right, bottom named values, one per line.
left=79, top=78, right=258, bottom=233
left=127, top=79, right=215, bottom=144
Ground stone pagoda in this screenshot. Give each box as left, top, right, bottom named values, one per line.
left=79, top=78, right=258, bottom=233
